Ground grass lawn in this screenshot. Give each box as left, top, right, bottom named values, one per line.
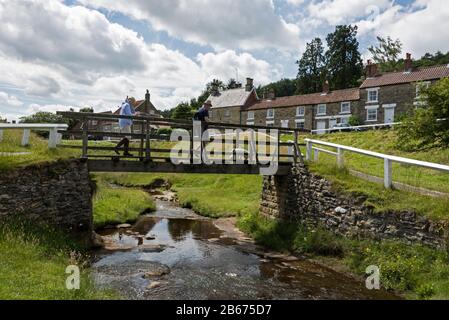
left=0, top=221, right=116, bottom=300
left=0, top=130, right=78, bottom=172
left=238, top=212, right=449, bottom=300
left=298, top=130, right=449, bottom=193
left=92, top=174, right=156, bottom=228
left=98, top=173, right=262, bottom=218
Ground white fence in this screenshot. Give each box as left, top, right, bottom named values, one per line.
left=304, top=138, right=449, bottom=189
left=311, top=122, right=400, bottom=135
left=0, top=124, right=68, bottom=149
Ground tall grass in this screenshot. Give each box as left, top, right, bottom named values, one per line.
left=0, top=220, right=116, bottom=300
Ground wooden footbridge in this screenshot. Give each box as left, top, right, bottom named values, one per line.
left=57, top=112, right=305, bottom=176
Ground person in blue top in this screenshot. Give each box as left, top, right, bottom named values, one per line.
left=115, top=97, right=138, bottom=157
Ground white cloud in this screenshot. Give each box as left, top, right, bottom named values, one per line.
left=0, top=0, right=281, bottom=118
left=79, top=0, right=301, bottom=51
left=286, top=0, right=305, bottom=6
left=365, top=0, right=449, bottom=57
left=0, top=92, right=23, bottom=107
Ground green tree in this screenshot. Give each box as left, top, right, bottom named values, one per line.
left=172, top=102, right=194, bottom=120
left=414, top=51, right=449, bottom=68
left=79, top=107, right=94, bottom=113
left=296, top=38, right=326, bottom=94
left=20, top=111, right=67, bottom=124
left=368, top=36, right=403, bottom=72
left=226, top=78, right=241, bottom=89
left=397, top=78, right=449, bottom=150
left=257, top=79, right=297, bottom=98
left=325, top=25, right=363, bottom=90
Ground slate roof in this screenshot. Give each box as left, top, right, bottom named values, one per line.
left=208, top=88, right=254, bottom=109
left=247, top=88, right=360, bottom=110
left=360, top=64, right=449, bottom=88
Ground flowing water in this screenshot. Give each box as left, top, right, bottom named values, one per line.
left=92, top=200, right=397, bottom=300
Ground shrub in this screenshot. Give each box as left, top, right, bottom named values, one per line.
left=348, top=115, right=363, bottom=127
left=397, top=78, right=449, bottom=150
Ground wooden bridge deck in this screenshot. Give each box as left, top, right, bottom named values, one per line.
left=57, top=111, right=306, bottom=176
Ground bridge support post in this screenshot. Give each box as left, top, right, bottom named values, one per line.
left=384, top=159, right=393, bottom=189
left=0, top=129, right=3, bottom=142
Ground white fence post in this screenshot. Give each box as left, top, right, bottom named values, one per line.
left=337, top=147, right=345, bottom=168
left=306, top=140, right=312, bottom=161
left=21, top=129, right=30, bottom=146
left=48, top=128, right=58, bottom=149
left=384, top=158, right=393, bottom=189
left=0, top=129, right=3, bottom=142
left=314, top=148, right=319, bottom=162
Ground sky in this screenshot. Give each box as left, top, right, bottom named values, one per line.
left=1, top=0, right=448, bottom=121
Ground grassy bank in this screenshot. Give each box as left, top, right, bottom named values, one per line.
left=0, top=220, right=116, bottom=300
left=238, top=213, right=449, bottom=300
left=92, top=174, right=155, bottom=228
left=0, top=130, right=78, bottom=172
left=299, top=130, right=449, bottom=193
left=97, top=173, right=262, bottom=218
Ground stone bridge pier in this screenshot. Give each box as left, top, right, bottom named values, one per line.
left=260, top=164, right=449, bottom=249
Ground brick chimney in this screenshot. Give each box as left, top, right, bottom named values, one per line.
left=366, top=59, right=378, bottom=78
left=145, top=89, right=150, bottom=114
left=322, top=80, right=330, bottom=93
left=267, top=88, right=276, bottom=100
left=245, top=78, right=254, bottom=92
left=404, top=53, right=413, bottom=72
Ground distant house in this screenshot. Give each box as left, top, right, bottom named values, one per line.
left=360, top=53, right=449, bottom=125
left=242, top=84, right=360, bottom=132
left=208, top=78, right=259, bottom=124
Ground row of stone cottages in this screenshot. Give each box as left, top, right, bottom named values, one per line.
left=208, top=53, right=449, bottom=133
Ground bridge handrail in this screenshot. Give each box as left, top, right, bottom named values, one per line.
left=305, top=138, right=449, bottom=188
left=56, top=111, right=309, bottom=133
left=0, top=123, right=68, bottom=149
left=311, top=122, right=400, bottom=134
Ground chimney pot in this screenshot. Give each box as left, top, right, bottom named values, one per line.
left=245, top=78, right=254, bottom=92
left=404, top=53, right=413, bottom=72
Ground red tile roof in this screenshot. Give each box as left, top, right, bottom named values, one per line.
left=247, top=88, right=360, bottom=110
left=360, top=64, right=449, bottom=88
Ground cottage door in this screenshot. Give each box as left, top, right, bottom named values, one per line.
left=316, top=120, right=327, bottom=135
left=384, top=106, right=395, bottom=124
left=329, top=119, right=337, bottom=129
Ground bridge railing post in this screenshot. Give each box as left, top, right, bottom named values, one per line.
left=48, top=128, right=58, bottom=149
left=21, top=129, right=30, bottom=146
left=82, top=118, right=88, bottom=158
left=0, top=129, right=3, bottom=142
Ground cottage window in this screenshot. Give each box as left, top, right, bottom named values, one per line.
left=341, top=102, right=351, bottom=114
left=366, top=108, right=378, bottom=121
left=317, top=104, right=326, bottom=116
left=247, top=111, right=255, bottom=120
left=296, top=106, right=305, bottom=117
left=224, top=109, right=231, bottom=117
left=295, top=119, right=305, bottom=130
left=416, top=81, right=431, bottom=98
left=267, top=109, right=275, bottom=119
left=367, top=89, right=379, bottom=103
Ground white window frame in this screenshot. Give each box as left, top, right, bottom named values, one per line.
left=366, top=106, right=379, bottom=122
left=367, top=88, right=379, bottom=103
left=224, top=109, right=231, bottom=117
left=415, top=81, right=431, bottom=98
left=266, top=120, right=275, bottom=126
left=267, top=109, right=275, bottom=119
left=296, top=106, right=305, bottom=117
left=281, top=120, right=289, bottom=128
left=295, top=119, right=305, bottom=129
left=340, top=102, right=351, bottom=114
left=317, top=104, right=326, bottom=116
left=340, top=117, right=350, bottom=125
left=247, top=111, right=255, bottom=120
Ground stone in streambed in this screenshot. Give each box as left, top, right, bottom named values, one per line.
left=116, top=223, right=132, bottom=229
left=147, top=281, right=162, bottom=289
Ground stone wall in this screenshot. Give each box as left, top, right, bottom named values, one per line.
left=0, top=159, right=94, bottom=244
left=261, top=164, right=449, bottom=248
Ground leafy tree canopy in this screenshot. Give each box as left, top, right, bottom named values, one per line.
left=20, top=111, right=67, bottom=124
left=296, top=38, right=326, bottom=94
left=325, top=25, right=363, bottom=90
left=397, top=78, right=449, bottom=150
left=256, top=78, right=297, bottom=98
left=368, top=36, right=403, bottom=72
